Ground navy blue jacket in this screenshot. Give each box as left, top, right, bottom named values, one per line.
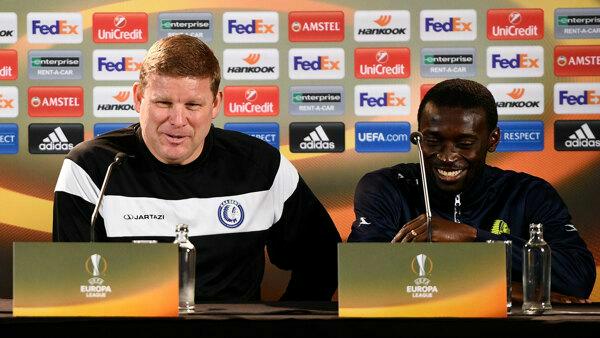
left=348, top=163, right=596, bottom=298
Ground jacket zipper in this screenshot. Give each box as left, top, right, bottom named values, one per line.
left=454, top=194, right=461, bottom=223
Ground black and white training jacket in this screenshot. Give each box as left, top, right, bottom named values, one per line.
left=53, top=123, right=341, bottom=302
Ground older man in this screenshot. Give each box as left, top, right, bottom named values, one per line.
left=53, top=35, right=341, bottom=302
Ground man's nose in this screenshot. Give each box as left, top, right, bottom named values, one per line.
left=169, top=105, right=186, bottom=126
left=436, top=142, right=459, bottom=162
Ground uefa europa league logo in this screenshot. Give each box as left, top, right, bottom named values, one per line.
left=91, top=254, right=101, bottom=277
left=85, top=253, right=108, bottom=285
left=411, top=253, right=433, bottom=285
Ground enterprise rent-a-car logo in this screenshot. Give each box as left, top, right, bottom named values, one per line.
left=28, top=50, right=82, bottom=80
left=158, top=12, right=213, bottom=40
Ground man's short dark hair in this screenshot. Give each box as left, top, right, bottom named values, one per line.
left=139, top=34, right=221, bottom=98
left=417, top=78, right=498, bottom=132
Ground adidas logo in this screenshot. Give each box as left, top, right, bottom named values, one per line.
left=299, top=125, right=335, bottom=150
left=39, top=127, right=74, bottom=151
left=565, top=123, right=600, bottom=148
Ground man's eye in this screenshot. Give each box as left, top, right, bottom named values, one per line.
left=156, top=101, right=171, bottom=108
left=457, top=142, right=475, bottom=149
left=186, top=103, right=201, bottom=110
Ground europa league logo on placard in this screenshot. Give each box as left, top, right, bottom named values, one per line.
left=411, top=254, right=433, bottom=285
left=81, top=253, right=112, bottom=298
left=407, top=253, right=438, bottom=298
left=85, top=254, right=108, bottom=282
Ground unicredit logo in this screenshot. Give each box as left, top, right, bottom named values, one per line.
left=0, top=49, right=18, bottom=80
left=354, top=48, right=410, bottom=79
left=487, top=9, right=543, bottom=40
left=93, top=13, right=148, bottom=43
left=224, top=86, right=279, bottom=116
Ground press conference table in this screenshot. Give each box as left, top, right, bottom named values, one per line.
left=1, top=299, right=600, bottom=338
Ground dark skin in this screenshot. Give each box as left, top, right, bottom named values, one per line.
left=392, top=103, right=589, bottom=303
left=392, top=103, right=499, bottom=244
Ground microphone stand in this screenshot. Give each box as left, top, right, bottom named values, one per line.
left=410, top=132, right=433, bottom=242
left=90, top=153, right=128, bottom=242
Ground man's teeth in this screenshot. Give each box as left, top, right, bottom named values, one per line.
left=437, top=169, right=462, bottom=177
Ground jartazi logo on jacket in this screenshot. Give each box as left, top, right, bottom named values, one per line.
left=122, top=214, right=165, bottom=220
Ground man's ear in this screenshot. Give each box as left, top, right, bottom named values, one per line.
left=132, top=82, right=143, bottom=113
left=488, top=127, right=500, bottom=153
left=211, top=91, right=222, bottom=119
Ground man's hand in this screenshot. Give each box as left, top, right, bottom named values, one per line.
left=391, top=214, right=477, bottom=243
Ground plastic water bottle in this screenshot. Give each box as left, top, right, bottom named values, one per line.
left=173, top=223, right=196, bottom=313
left=522, top=223, right=552, bottom=315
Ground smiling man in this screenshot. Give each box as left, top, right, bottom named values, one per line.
left=53, top=35, right=341, bottom=302
left=348, top=79, right=595, bottom=299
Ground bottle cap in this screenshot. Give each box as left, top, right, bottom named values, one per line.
left=176, top=223, right=189, bottom=232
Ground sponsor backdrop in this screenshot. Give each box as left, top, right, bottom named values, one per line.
left=0, top=0, right=599, bottom=300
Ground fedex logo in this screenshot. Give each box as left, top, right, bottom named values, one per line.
left=293, top=56, right=340, bottom=70
left=27, top=12, right=82, bottom=43
left=93, top=49, right=146, bottom=81
left=420, top=10, right=476, bottom=41
left=487, top=46, right=544, bottom=77
left=289, top=48, right=344, bottom=80
left=424, top=17, right=472, bottom=32
left=97, top=57, right=141, bottom=72
left=491, top=53, right=539, bottom=69
left=354, top=84, right=410, bottom=116
left=359, top=92, right=405, bottom=107
left=223, top=12, right=278, bottom=43
left=554, top=83, right=600, bottom=114
left=0, top=86, right=18, bottom=118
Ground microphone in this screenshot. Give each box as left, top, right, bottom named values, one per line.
left=410, top=132, right=433, bottom=242
left=90, top=152, right=130, bottom=242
